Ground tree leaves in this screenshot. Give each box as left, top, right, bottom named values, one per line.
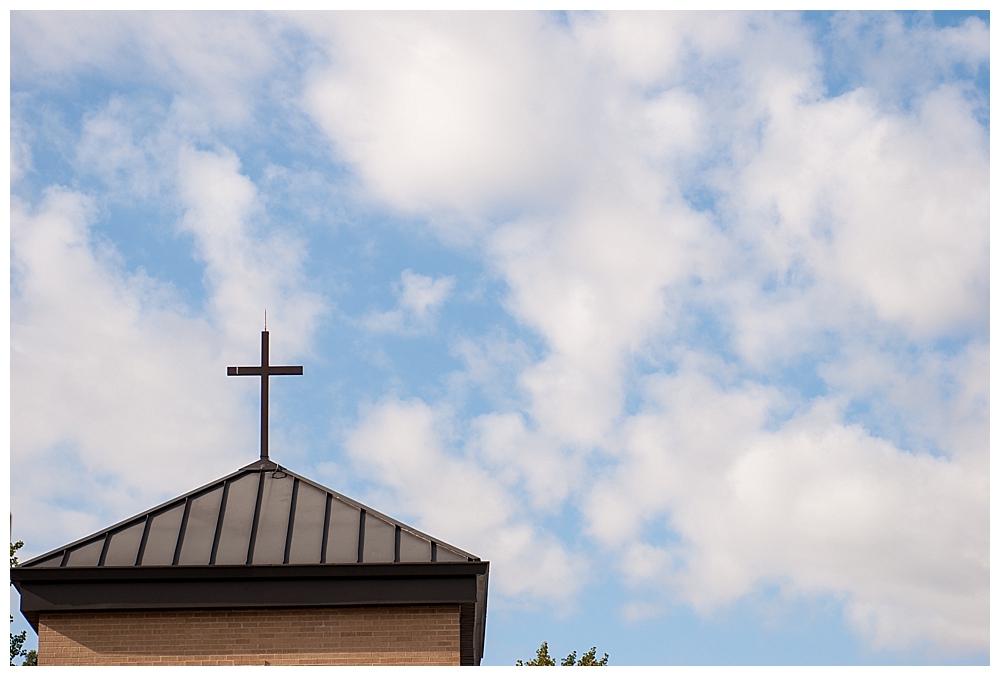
left=10, top=541, right=37, bottom=666
left=517, top=642, right=608, bottom=666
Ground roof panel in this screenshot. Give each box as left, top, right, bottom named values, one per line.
left=399, top=529, right=431, bottom=563
left=288, top=481, right=326, bottom=564
left=30, top=554, right=63, bottom=568
left=214, top=473, right=259, bottom=565
left=325, top=497, right=361, bottom=563
left=252, top=472, right=294, bottom=564
left=104, top=522, right=144, bottom=566
left=436, top=546, right=469, bottom=562
left=66, top=539, right=103, bottom=567
left=178, top=487, right=223, bottom=565
left=363, top=515, right=395, bottom=563
left=140, top=505, right=184, bottom=565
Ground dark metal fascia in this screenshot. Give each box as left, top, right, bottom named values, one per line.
left=475, top=566, right=490, bottom=665
left=11, top=561, right=489, bottom=583
left=14, top=562, right=488, bottom=635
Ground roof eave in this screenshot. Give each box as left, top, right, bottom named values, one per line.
left=15, top=560, right=490, bottom=664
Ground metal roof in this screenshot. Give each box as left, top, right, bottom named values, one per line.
left=20, top=459, right=478, bottom=570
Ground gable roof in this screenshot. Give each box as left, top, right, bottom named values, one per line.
left=21, top=458, right=478, bottom=570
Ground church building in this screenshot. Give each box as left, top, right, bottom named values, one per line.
left=11, top=331, right=489, bottom=666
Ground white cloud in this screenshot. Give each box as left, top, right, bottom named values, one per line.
left=11, top=11, right=282, bottom=127
left=470, top=412, right=581, bottom=514
left=343, top=397, right=586, bottom=603
left=819, top=338, right=989, bottom=469
left=363, top=269, right=455, bottom=334
left=584, top=364, right=987, bottom=654
left=295, top=12, right=987, bottom=654
left=10, top=188, right=250, bottom=551
left=398, top=269, right=455, bottom=318
left=448, top=331, right=532, bottom=408
left=74, top=96, right=169, bottom=200
left=487, top=197, right=708, bottom=448
left=299, top=12, right=587, bottom=217
left=825, top=12, right=989, bottom=106
left=175, top=145, right=325, bottom=354
left=725, top=82, right=988, bottom=346
left=68, top=101, right=327, bottom=357
left=10, top=95, right=34, bottom=183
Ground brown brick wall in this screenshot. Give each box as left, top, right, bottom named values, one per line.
left=38, top=605, right=461, bottom=666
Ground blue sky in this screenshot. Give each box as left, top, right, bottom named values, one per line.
left=8, top=11, right=989, bottom=666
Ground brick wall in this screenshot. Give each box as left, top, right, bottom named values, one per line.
left=38, top=605, right=461, bottom=666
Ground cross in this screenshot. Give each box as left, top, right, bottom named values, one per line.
left=228, top=330, right=303, bottom=461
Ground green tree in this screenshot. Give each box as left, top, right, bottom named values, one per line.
left=10, top=541, right=37, bottom=666
left=566, top=647, right=608, bottom=666
left=517, top=641, right=608, bottom=666
left=517, top=641, right=556, bottom=666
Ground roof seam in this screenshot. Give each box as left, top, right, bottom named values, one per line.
left=283, top=477, right=299, bottom=565
left=209, top=480, right=230, bottom=565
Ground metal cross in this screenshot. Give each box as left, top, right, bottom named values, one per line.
left=227, top=331, right=303, bottom=461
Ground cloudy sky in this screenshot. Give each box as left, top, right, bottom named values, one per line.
left=9, top=11, right=989, bottom=665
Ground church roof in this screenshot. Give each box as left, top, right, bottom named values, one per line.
left=20, top=458, right=478, bottom=570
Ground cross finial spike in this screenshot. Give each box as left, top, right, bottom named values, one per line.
left=227, top=329, right=303, bottom=461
